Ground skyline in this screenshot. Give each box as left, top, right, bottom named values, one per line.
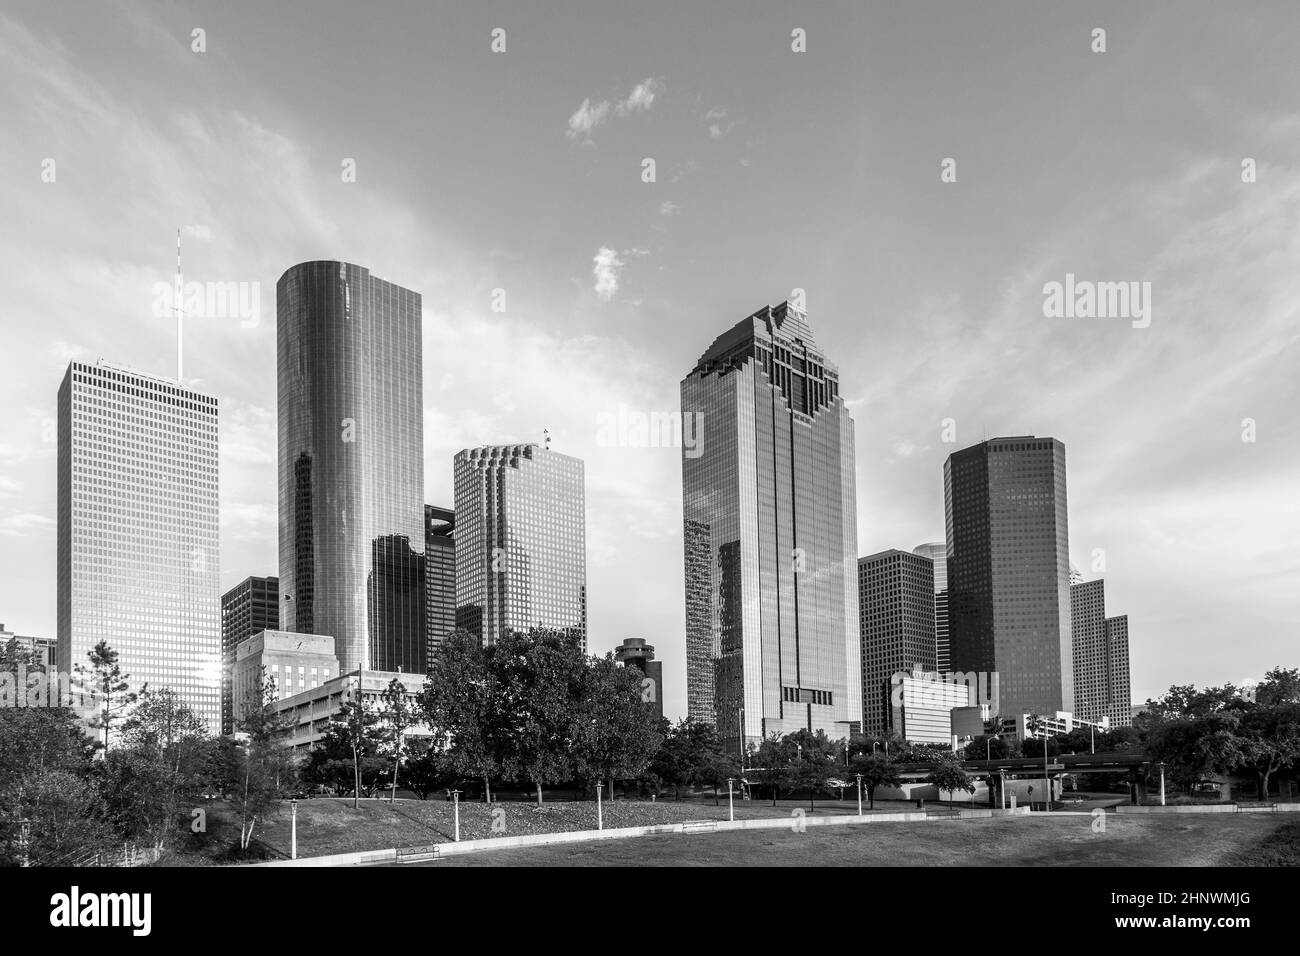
left=2, top=1, right=1298, bottom=723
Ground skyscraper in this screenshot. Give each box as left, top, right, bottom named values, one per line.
left=277, top=261, right=425, bottom=676
left=220, top=575, right=278, bottom=734
left=945, top=436, right=1072, bottom=719
left=681, top=302, right=861, bottom=753
left=425, top=504, right=456, bottom=667
left=912, top=541, right=949, bottom=672
left=453, top=444, right=586, bottom=649
left=615, top=637, right=664, bottom=722
left=57, top=361, right=221, bottom=730
left=1071, top=578, right=1132, bottom=727
left=858, top=549, right=936, bottom=737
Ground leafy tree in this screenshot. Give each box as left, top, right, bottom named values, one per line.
left=0, top=769, right=117, bottom=867
left=787, top=729, right=837, bottom=810
left=307, top=690, right=386, bottom=807
left=102, top=688, right=215, bottom=851
left=1237, top=702, right=1300, bottom=800
left=752, top=734, right=797, bottom=806
left=379, top=677, right=416, bottom=801
left=572, top=654, right=663, bottom=796
left=1144, top=683, right=1242, bottom=721
left=925, top=753, right=976, bottom=808
left=73, top=640, right=141, bottom=751
left=494, top=628, right=585, bottom=807
left=962, top=734, right=1011, bottom=761
left=648, top=718, right=694, bottom=800
left=419, top=629, right=503, bottom=802
left=849, top=752, right=903, bottom=809
left=1146, top=713, right=1244, bottom=794
left=1020, top=736, right=1062, bottom=759
left=402, top=743, right=457, bottom=800
left=223, top=673, right=295, bottom=850
left=0, top=705, right=96, bottom=780
left=1255, top=667, right=1300, bottom=707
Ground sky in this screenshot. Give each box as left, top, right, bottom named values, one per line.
left=0, top=0, right=1297, bottom=720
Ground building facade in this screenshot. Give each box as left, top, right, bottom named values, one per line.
left=945, top=436, right=1072, bottom=720
left=57, top=361, right=221, bottom=730
left=891, top=673, right=973, bottom=745
left=858, top=549, right=936, bottom=737
left=615, top=637, right=664, bottom=722
left=1104, top=614, right=1132, bottom=728
left=270, top=670, right=432, bottom=751
left=231, top=630, right=338, bottom=727
left=453, top=444, right=586, bottom=649
left=681, top=302, right=861, bottom=754
left=0, top=624, right=56, bottom=668
left=220, top=575, right=278, bottom=734
left=912, top=541, right=949, bottom=672
left=425, top=505, right=456, bottom=667
left=277, top=261, right=426, bottom=676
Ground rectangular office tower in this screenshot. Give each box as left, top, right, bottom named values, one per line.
left=277, top=261, right=426, bottom=676
left=912, top=542, right=949, bottom=671
left=945, top=436, right=1072, bottom=719
left=425, top=505, right=456, bottom=668
left=1071, top=579, right=1132, bottom=727
left=681, top=302, right=861, bottom=754
left=453, top=445, right=586, bottom=649
left=220, top=575, right=278, bottom=734
left=858, top=550, right=936, bottom=737
left=57, top=361, right=221, bottom=730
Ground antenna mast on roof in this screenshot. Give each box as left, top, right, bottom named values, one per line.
left=175, top=228, right=184, bottom=384
left=544, top=427, right=551, bottom=450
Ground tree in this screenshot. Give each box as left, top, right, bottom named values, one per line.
left=402, top=743, right=457, bottom=800
left=419, top=629, right=503, bottom=802
left=379, top=677, right=416, bottom=802
left=73, top=640, right=141, bottom=751
left=849, top=752, right=903, bottom=809
left=752, top=734, right=797, bottom=806
left=0, top=769, right=117, bottom=867
left=1237, top=702, right=1300, bottom=800
left=327, top=690, right=386, bottom=808
left=648, top=719, right=694, bottom=800
left=1255, top=667, right=1300, bottom=707
left=572, top=654, right=663, bottom=798
left=962, top=734, right=1011, bottom=761
left=223, top=673, right=295, bottom=850
left=1146, top=713, right=1244, bottom=794
left=102, top=688, right=215, bottom=852
left=787, top=729, right=837, bottom=810
left=494, top=629, right=584, bottom=807
left=925, top=753, right=975, bottom=808
left=1020, top=736, right=1061, bottom=759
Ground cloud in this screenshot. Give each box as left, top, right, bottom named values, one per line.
left=567, top=78, right=664, bottom=141
left=703, top=107, right=735, bottom=139
left=592, top=247, right=625, bottom=300
left=658, top=200, right=680, bottom=216
left=616, top=77, right=664, bottom=116
left=0, top=513, right=54, bottom=537
left=182, top=224, right=213, bottom=241
left=566, top=97, right=611, bottom=141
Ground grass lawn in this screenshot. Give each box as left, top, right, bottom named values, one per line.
left=252, top=795, right=920, bottom=859
left=414, top=814, right=1297, bottom=867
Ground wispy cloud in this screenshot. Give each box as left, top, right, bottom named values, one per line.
left=566, top=77, right=665, bottom=141
left=592, top=247, right=625, bottom=300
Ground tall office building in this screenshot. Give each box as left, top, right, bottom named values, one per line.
left=425, top=505, right=456, bottom=667
left=615, top=637, right=664, bottom=723
left=220, top=575, right=279, bottom=734
left=1071, top=578, right=1132, bottom=728
left=945, top=436, right=1072, bottom=719
left=277, top=261, right=425, bottom=676
left=57, top=361, right=221, bottom=730
left=912, top=541, right=949, bottom=672
left=453, top=444, right=586, bottom=649
left=857, top=549, right=936, bottom=737
left=681, top=302, right=861, bottom=754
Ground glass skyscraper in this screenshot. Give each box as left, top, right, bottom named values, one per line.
left=220, top=574, right=278, bottom=734
left=277, top=261, right=425, bottom=676
left=912, top=541, right=949, bottom=672
left=681, top=302, right=861, bottom=754
left=944, top=436, right=1072, bottom=719
left=453, top=444, right=586, bottom=649
left=57, top=361, right=221, bottom=730
left=1071, top=578, right=1132, bottom=727
left=858, top=549, right=936, bottom=737
left=424, top=504, right=456, bottom=668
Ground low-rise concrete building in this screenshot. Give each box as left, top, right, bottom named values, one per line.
left=232, top=631, right=339, bottom=729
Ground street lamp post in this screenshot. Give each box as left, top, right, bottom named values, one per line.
left=449, top=789, right=462, bottom=842
left=18, top=819, right=30, bottom=868
left=855, top=774, right=863, bottom=817
left=1158, top=762, right=1166, bottom=807
left=289, top=799, right=298, bottom=860
left=727, top=777, right=735, bottom=823
left=596, top=780, right=603, bottom=830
